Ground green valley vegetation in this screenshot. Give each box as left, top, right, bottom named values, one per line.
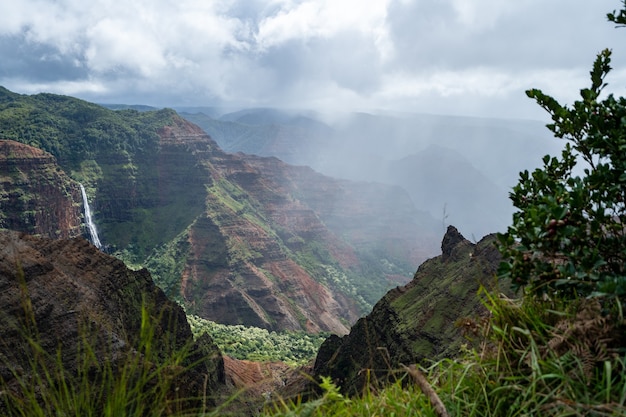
left=187, top=314, right=328, bottom=366
left=0, top=88, right=172, bottom=170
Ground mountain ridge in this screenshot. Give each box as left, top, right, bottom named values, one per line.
left=312, top=225, right=506, bottom=394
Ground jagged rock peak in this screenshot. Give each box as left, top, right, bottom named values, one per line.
left=311, top=230, right=506, bottom=396
left=441, top=225, right=467, bottom=261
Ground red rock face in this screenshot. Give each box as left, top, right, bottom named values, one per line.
left=0, top=140, right=82, bottom=239
left=156, top=117, right=438, bottom=335
left=177, top=158, right=358, bottom=334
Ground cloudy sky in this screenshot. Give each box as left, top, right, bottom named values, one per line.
left=0, top=0, right=625, bottom=120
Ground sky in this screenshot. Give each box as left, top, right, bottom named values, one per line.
left=0, top=0, right=625, bottom=120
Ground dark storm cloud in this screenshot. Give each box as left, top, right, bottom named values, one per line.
left=0, top=34, right=88, bottom=81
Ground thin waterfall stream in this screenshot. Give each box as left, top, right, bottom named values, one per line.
left=79, top=184, right=103, bottom=249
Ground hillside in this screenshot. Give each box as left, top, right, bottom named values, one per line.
left=0, top=87, right=440, bottom=333
left=313, top=226, right=506, bottom=394
left=0, top=140, right=83, bottom=239
left=0, top=230, right=224, bottom=413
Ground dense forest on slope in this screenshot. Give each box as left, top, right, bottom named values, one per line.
left=0, top=87, right=173, bottom=170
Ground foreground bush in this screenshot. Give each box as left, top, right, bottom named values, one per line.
left=0, top=305, right=216, bottom=417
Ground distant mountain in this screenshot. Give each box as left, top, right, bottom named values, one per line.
left=0, top=87, right=440, bottom=334
left=180, top=110, right=332, bottom=163
left=181, top=108, right=563, bottom=238
left=99, top=103, right=160, bottom=112
left=384, top=145, right=512, bottom=239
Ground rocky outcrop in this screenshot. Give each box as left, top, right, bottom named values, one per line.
left=0, top=140, right=82, bottom=239
left=313, top=226, right=504, bottom=394
left=0, top=230, right=224, bottom=409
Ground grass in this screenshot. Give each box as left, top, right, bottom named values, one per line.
left=2, top=286, right=625, bottom=417
left=0, top=263, right=218, bottom=417
left=266, top=375, right=440, bottom=417
left=0, top=306, right=209, bottom=417
left=263, top=288, right=626, bottom=417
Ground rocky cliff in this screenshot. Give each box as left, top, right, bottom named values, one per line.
left=0, top=140, right=82, bottom=239
left=312, top=226, right=504, bottom=394
left=0, top=230, right=224, bottom=410
left=141, top=118, right=362, bottom=334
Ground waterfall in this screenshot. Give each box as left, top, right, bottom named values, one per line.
left=79, top=184, right=103, bottom=249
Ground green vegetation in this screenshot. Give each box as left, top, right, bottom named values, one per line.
left=144, top=229, right=192, bottom=301
left=267, top=375, right=439, bottom=417
left=187, top=314, right=327, bottom=366
left=0, top=293, right=207, bottom=416
left=0, top=89, right=208, bottom=262
left=498, top=47, right=626, bottom=301
left=291, top=239, right=408, bottom=314
left=267, top=291, right=626, bottom=417
left=0, top=89, right=172, bottom=169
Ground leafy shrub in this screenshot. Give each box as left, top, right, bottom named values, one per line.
left=187, top=315, right=327, bottom=366
left=497, top=48, right=626, bottom=301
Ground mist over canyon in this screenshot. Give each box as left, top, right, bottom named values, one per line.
left=181, top=108, right=564, bottom=240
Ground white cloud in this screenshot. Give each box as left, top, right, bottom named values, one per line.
left=254, top=0, right=393, bottom=60
left=0, top=0, right=623, bottom=118
left=379, top=67, right=588, bottom=100
left=7, top=78, right=109, bottom=96
left=256, top=1, right=388, bottom=41
left=450, top=0, right=528, bottom=30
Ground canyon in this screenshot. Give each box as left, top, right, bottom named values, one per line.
left=0, top=87, right=441, bottom=334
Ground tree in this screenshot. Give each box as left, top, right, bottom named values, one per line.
left=608, top=0, right=626, bottom=25
left=497, top=2, right=626, bottom=304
